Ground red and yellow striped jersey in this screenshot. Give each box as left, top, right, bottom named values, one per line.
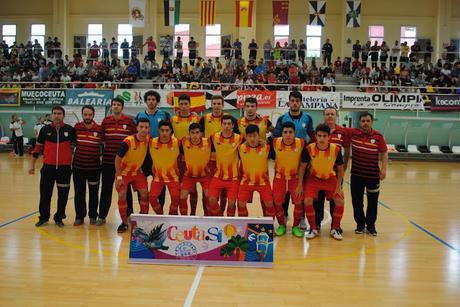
left=149, top=137, right=180, bottom=182
left=210, top=132, right=242, bottom=180
left=238, top=143, right=270, bottom=186
left=202, top=113, right=225, bottom=138
left=119, top=135, right=150, bottom=176
left=181, top=138, right=211, bottom=178
left=305, top=143, right=343, bottom=180
left=237, top=116, right=270, bottom=141
left=273, top=137, right=305, bottom=180
left=170, top=114, right=200, bottom=140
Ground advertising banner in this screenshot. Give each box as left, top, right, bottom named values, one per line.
left=65, top=89, right=113, bottom=106
left=129, top=215, right=274, bottom=268
left=21, top=89, right=65, bottom=105
left=236, top=90, right=276, bottom=108
left=341, top=92, right=425, bottom=110
left=0, top=89, right=20, bottom=106
left=276, top=91, right=340, bottom=110
left=430, top=95, right=460, bottom=112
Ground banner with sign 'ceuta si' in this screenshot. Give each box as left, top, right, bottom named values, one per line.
left=129, top=215, right=274, bottom=268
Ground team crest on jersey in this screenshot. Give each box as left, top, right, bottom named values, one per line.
left=123, top=124, right=127, bottom=129
left=328, top=156, right=332, bottom=160
left=371, top=139, right=375, bottom=144
left=302, top=123, right=306, bottom=128
left=158, top=118, right=162, bottom=122
left=294, top=148, right=298, bottom=152
left=259, top=151, right=263, bottom=156
left=64, top=132, right=68, bottom=137
left=93, top=132, right=98, bottom=137
left=338, top=134, right=342, bottom=139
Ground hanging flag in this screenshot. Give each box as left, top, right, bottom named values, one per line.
left=169, top=91, right=206, bottom=112
left=129, top=0, right=145, bottom=28
left=236, top=0, right=254, bottom=27
left=272, top=1, right=289, bottom=25
left=164, top=0, right=181, bottom=26
left=308, top=1, right=326, bottom=27
left=346, top=0, right=361, bottom=28
left=200, top=0, right=216, bottom=26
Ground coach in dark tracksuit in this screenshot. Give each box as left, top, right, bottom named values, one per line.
left=30, top=105, right=76, bottom=227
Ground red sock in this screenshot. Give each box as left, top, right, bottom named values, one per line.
left=264, top=204, right=275, bottom=218
left=274, top=203, right=286, bottom=225
left=332, top=205, right=344, bottom=229
left=149, top=195, right=163, bottom=214
left=238, top=205, right=248, bottom=217
left=305, top=203, right=317, bottom=230
left=219, top=191, right=227, bottom=213
left=190, top=189, right=198, bottom=215
left=293, top=203, right=303, bottom=227
left=139, top=199, right=149, bottom=214
left=227, top=204, right=236, bottom=217
left=202, top=195, right=208, bottom=216
left=207, top=200, right=222, bottom=216
left=179, top=198, right=188, bottom=215
left=118, top=199, right=128, bottom=224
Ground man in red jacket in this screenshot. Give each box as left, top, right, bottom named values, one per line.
left=30, top=105, right=76, bottom=227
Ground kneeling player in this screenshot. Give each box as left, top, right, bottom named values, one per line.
left=180, top=123, right=211, bottom=215
left=296, top=124, right=345, bottom=240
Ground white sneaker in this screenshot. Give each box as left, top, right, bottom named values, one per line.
left=299, top=217, right=307, bottom=230
left=305, top=229, right=319, bottom=239
left=330, top=229, right=343, bottom=241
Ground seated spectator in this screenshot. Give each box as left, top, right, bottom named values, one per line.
left=322, top=72, right=335, bottom=91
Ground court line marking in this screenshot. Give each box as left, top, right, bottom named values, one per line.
left=0, top=211, right=38, bottom=228
left=183, top=265, right=205, bottom=307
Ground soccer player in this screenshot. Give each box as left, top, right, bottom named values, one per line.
left=207, top=115, right=242, bottom=216
left=114, top=118, right=151, bottom=233
left=30, top=105, right=76, bottom=227
left=99, top=98, right=136, bottom=225
left=149, top=120, right=181, bottom=215
left=72, top=105, right=104, bottom=226
left=180, top=123, right=211, bottom=215
left=134, top=90, right=170, bottom=208
left=272, top=122, right=306, bottom=237
left=348, top=112, right=388, bottom=236
left=237, top=125, right=276, bottom=218
left=313, top=107, right=350, bottom=232
left=237, top=97, right=274, bottom=142
left=170, top=93, right=201, bottom=215
left=296, top=124, right=345, bottom=240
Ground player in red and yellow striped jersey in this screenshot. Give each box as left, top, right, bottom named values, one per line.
left=114, top=118, right=150, bottom=233
left=296, top=124, right=345, bottom=241
left=179, top=123, right=212, bottom=215
left=237, top=125, right=276, bottom=218
left=149, top=120, right=181, bottom=215
left=272, top=122, right=307, bottom=237
left=207, top=115, right=242, bottom=216
left=237, top=97, right=274, bottom=142
left=170, top=93, right=201, bottom=214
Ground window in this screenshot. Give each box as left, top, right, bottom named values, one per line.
left=87, top=24, right=102, bottom=47
left=205, top=24, right=221, bottom=57
left=306, top=25, right=322, bottom=58
left=174, top=24, right=190, bottom=57
left=2, top=25, right=16, bottom=46
left=117, top=24, right=133, bottom=56
left=31, top=24, right=46, bottom=48
left=400, top=26, right=417, bottom=47
left=274, top=25, right=289, bottom=47
left=369, top=25, right=384, bottom=45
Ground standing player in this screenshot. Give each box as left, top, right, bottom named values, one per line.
left=114, top=118, right=151, bottom=233
left=170, top=94, right=200, bottom=214
left=348, top=112, right=388, bottom=236
left=180, top=123, right=212, bottom=215
left=134, top=90, right=170, bottom=209
left=297, top=124, right=345, bottom=240
left=313, top=107, right=350, bottom=232
left=237, top=97, right=274, bottom=142
left=99, top=98, right=136, bottom=226
left=149, top=120, right=181, bottom=215
left=273, top=91, right=314, bottom=228
left=272, top=122, right=305, bottom=237
left=237, top=125, right=276, bottom=218
left=72, top=105, right=104, bottom=226
left=207, top=115, right=242, bottom=216
left=29, top=106, right=76, bottom=227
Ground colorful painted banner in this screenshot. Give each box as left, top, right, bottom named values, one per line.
left=114, top=89, right=170, bottom=107
left=65, top=89, right=113, bottom=106
left=21, top=89, right=65, bottom=105
left=0, top=89, right=20, bottom=106
left=236, top=90, right=276, bottom=108
left=430, top=95, right=460, bottom=112
left=341, top=92, right=425, bottom=110
left=129, top=0, right=146, bottom=28
left=129, top=215, right=274, bottom=268
left=272, top=0, right=289, bottom=25
left=276, top=91, right=340, bottom=110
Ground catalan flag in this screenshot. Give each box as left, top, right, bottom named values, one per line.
left=200, top=0, right=216, bottom=26
left=169, top=91, right=207, bottom=112
left=236, top=0, right=254, bottom=27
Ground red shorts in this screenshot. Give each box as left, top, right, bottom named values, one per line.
left=208, top=178, right=239, bottom=201
left=304, top=176, right=338, bottom=201
left=182, top=176, right=211, bottom=191
left=272, top=178, right=302, bottom=204
left=116, top=173, right=147, bottom=192
left=150, top=180, right=180, bottom=200
left=238, top=183, right=273, bottom=203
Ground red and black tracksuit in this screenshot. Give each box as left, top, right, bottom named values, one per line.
left=72, top=121, right=104, bottom=220
left=33, top=122, right=76, bottom=222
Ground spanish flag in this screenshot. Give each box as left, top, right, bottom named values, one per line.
left=236, top=0, right=254, bottom=27
left=200, top=0, right=216, bottom=26
left=168, top=91, right=207, bottom=112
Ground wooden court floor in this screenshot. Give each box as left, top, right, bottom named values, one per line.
left=0, top=153, right=459, bottom=306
